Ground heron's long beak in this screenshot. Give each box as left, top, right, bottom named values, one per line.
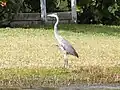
left=47, top=13, right=57, bottom=17
left=47, top=14, right=52, bottom=17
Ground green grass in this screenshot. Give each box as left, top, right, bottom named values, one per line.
left=0, top=24, right=120, bottom=87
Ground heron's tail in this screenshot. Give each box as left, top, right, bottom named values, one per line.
left=75, top=51, right=79, bottom=58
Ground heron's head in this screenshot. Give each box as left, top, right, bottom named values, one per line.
left=47, top=13, right=58, bottom=18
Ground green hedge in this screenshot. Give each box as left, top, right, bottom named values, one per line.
left=77, top=0, right=120, bottom=25
left=0, top=0, right=60, bottom=27
left=0, top=0, right=120, bottom=26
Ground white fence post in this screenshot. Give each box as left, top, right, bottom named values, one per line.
left=71, top=0, right=77, bottom=23
left=40, top=0, right=47, bottom=23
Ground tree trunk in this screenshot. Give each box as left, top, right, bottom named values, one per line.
left=71, top=0, right=77, bottom=23
left=40, top=0, right=47, bottom=23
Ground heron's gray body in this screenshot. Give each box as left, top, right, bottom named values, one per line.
left=56, top=35, right=78, bottom=57
left=47, top=13, right=78, bottom=67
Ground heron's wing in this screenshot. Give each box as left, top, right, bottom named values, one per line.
left=60, top=38, right=79, bottom=58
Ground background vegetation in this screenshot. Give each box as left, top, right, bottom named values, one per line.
left=0, top=0, right=120, bottom=26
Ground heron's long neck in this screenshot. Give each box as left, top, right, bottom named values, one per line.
left=54, top=16, right=60, bottom=39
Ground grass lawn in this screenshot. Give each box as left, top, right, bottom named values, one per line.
left=0, top=24, right=119, bottom=87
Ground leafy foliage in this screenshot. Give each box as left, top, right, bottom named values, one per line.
left=22, top=0, right=57, bottom=12
left=0, top=0, right=59, bottom=27
left=46, top=0, right=57, bottom=12
left=0, top=0, right=23, bottom=27
left=77, top=0, right=120, bottom=25
left=0, top=0, right=120, bottom=26
left=23, top=0, right=40, bottom=12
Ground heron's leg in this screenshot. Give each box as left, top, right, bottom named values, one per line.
left=64, top=52, right=68, bottom=68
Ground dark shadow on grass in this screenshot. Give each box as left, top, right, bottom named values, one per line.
left=57, top=24, right=120, bottom=37
left=2, top=24, right=120, bottom=37
left=24, top=24, right=120, bottom=37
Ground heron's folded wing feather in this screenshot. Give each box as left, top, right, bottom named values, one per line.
left=60, top=38, right=79, bottom=58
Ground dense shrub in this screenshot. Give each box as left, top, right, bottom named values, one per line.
left=0, top=0, right=58, bottom=27
left=0, top=0, right=120, bottom=26
left=22, top=0, right=58, bottom=12
left=77, top=0, right=120, bottom=25
left=0, top=0, right=23, bottom=27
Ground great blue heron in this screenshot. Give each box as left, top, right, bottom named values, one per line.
left=47, top=13, right=78, bottom=68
